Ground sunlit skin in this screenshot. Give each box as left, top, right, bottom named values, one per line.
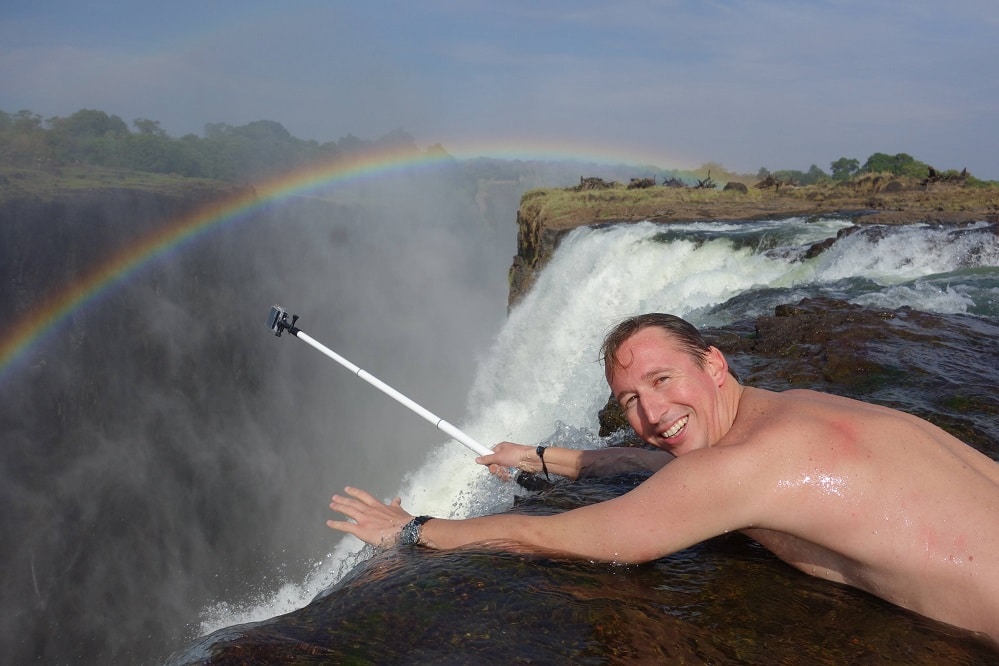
left=329, top=326, right=999, bottom=645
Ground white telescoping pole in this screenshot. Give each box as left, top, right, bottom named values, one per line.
left=271, top=307, right=493, bottom=457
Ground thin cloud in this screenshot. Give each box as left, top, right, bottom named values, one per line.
left=0, top=1, right=997, bottom=176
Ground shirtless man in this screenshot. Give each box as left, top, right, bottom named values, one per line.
left=328, top=313, right=999, bottom=644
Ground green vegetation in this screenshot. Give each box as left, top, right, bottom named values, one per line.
left=689, top=150, right=989, bottom=190
left=1, top=107, right=993, bottom=192
left=757, top=153, right=992, bottom=188
left=860, top=152, right=929, bottom=178
left=0, top=108, right=423, bottom=183
left=830, top=157, right=861, bottom=181
left=757, top=164, right=830, bottom=186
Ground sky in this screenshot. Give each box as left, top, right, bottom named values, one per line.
left=2, top=0, right=998, bottom=178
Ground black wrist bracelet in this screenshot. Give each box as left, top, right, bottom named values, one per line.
left=536, top=445, right=551, bottom=480
left=399, top=515, right=433, bottom=546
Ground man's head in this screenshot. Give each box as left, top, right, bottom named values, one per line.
left=600, top=313, right=712, bottom=382
left=601, top=314, right=735, bottom=454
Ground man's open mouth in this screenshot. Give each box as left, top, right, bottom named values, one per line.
left=661, top=415, right=689, bottom=439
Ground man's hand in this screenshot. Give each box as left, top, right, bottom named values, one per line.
left=327, top=486, right=414, bottom=547
left=476, top=441, right=537, bottom=480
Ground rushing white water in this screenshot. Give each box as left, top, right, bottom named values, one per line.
left=199, top=216, right=999, bottom=634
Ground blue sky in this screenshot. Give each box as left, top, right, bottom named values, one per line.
left=2, top=1, right=998, bottom=177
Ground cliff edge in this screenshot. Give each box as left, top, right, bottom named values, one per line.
left=509, top=175, right=999, bottom=307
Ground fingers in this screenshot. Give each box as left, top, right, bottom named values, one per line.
left=475, top=455, right=511, bottom=480
left=325, top=518, right=359, bottom=535
left=342, top=485, right=380, bottom=505
left=326, top=486, right=412, bottom=548
left=489, top=463, right=511, bottom=481
left=330, top=487, right=382, bottom=510
left=329, top=486, right=381, bottom=523
left=478, top=441, right=534, bottom=481
left=329, top=494, right=361, bottom=517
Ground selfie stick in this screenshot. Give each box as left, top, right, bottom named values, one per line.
left=266, top=305, right=493, bottom=457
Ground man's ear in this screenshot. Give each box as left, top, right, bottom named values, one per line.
left=705, top=346, right=729, bottom=385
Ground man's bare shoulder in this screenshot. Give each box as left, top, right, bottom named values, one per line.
left=717, top=387, right=896, bottom=477
left=722, top=387, right=821, bottom=446
left=727, top=386, right=999, bottom=484
left=727, top=387, right=886, bottom=441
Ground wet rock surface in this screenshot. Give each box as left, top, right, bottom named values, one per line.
left=180, top=476, right=998, bottom=665
left=176, top=298, right=999, bottom=664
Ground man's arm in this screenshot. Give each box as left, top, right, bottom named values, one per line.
left=477, top=442, right=673, bottom=480
left=329, top=446, right=756, bottom=564
left=577, top=447, right=674, bottom=477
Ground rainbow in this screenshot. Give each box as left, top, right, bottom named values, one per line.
left=0, top=141, right=690, bottom=383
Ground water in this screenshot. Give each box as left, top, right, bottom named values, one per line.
left=183, top=216, right=999, bottom=662
left=0, top=170, right=520, bottom=664
left=4, top=198, right=998, bottom=662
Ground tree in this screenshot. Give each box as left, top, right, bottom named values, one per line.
left=133, top=118, right=167, bottom=137
left=830, top=157, right=860, bottom=181
left=861, top=152, right=929, bottom=178
left=12, top=109, right=43, bottom=132
left=0, top=110, right=50, bottom=164
left=51, top=109, right=128, bottom=139
left=805, top=164, right=828, bottom=184
left=46, top=109, right=129, bottom=163
left=232, top=119, right=292, bottom=141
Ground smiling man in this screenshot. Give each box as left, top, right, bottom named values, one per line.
left=328, top=313, right=999, bottom=645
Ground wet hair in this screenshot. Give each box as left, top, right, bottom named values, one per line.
left=600, top=313, right=712, bottom=380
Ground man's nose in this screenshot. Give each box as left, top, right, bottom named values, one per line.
left=638, top=393, right=668, bottom=426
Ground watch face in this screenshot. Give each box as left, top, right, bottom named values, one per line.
left=400, top=516, right=432, bottom=546
left=399, top=520, right=419, bottom=546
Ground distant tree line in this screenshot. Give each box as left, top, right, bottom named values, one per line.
left=1, top=107, right=986, bottom=186
left=756, top=153, right=983, bottom=186
left=0, top=108, right=424, bottom=182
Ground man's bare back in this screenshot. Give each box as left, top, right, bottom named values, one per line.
left=328, top=313, right=999, bottom=646
left=719, top=387, right=999, bottom=639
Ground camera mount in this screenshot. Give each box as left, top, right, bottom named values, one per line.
left=267, top=305, right=299, bottom=337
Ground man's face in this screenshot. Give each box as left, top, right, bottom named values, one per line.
left=608, top=327, right=726, bottom=455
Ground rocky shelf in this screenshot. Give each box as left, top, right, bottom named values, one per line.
left=509, top=175, right=999, bottom=307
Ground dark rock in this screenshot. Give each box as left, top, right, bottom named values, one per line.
left=627, top=177, right=656, bottom=190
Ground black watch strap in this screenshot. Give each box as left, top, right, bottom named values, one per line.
left=399, top=515, right=434, bottom=546
left=536, top=445, right=551, bottom=480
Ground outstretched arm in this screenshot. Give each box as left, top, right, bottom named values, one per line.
left=329, top=446, right=753, bottom=563
left=477, top=441, right=673, bottom=480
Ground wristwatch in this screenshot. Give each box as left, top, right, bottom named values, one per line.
left=399, top=515, right=434, bottom=546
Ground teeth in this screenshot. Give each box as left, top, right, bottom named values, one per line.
left=663, top=416, right=688, bottom=438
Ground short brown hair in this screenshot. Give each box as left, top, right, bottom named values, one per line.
left=600, top=313, right=712, bottom=380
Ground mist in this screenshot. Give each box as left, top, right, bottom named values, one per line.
left=0, top=161, right=521, bottom=663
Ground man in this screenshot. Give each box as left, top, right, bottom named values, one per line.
left=328, top=313, right=999, bottom=644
